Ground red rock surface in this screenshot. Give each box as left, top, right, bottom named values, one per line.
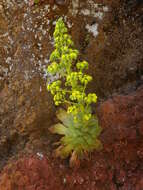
left=0, top=0, right=143, bottom=169
left=0, top=156, right=62, bottom=190
left=0, top=86, right=143, bottom=190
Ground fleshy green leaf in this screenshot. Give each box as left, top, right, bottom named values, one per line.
left=56, top=109, right=74, bottom=127
left=93, top=139, right=103, bottom=151
left=49, top=123, right=67, bottom=135
left=59, top=144, right=73, bottom=158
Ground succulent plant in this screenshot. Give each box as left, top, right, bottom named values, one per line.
left=47, top=18, right=102, bottom=166
left=49, top=109, right=102, bottom=166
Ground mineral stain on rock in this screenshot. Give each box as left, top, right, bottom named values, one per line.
left=0, top=0, right=143, bottom=189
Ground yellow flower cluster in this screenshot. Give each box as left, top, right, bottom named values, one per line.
left=67, top=105, right=78, bottom=115
left=76, top=61, right=88, bottom=71
left=85, top=93, right=97, bottom=104
left=47, top=62, right=59, bottom=75
left=50, top=50, right=60, bottom=62
left=47, top=80, right=61, bottom=94
left=80, top=74, right=92, bottom=85
left=54, top=91, right=66, bottom=106
left=47, top=80, right=66, bottom=105
left=66, top=72, right=92, bottom=87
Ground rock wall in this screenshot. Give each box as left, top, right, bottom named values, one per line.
left=0, top=0, right=143, bottom=185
